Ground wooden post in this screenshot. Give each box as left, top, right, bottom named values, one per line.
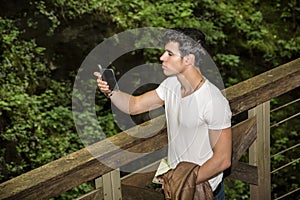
left=248, top=102, right=271, bottom=200
left=95, top=169, right=122, bottom=200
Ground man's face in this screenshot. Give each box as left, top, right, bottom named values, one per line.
left=160, top=41, right=185, bottom=76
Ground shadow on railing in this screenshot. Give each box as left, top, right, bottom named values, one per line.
left=0, top=58, right=299, bottom=200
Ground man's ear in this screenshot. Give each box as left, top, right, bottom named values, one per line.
left=184, top=54, right=196, bottom=66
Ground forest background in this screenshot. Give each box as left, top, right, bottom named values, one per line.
left=0, top=0, right=299, bottom=199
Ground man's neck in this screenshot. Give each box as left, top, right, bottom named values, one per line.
left=177, top=67, right=204, bottom=96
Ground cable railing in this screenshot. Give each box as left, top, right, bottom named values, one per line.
left=271, top=143, right=300, bottom=159
left=270, top=95, right=300, bottom=199
left=274, top=188, right=300, bottom=200
left=270, top=112, right=300, bottom=128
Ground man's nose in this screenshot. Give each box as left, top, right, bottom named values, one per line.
left=160, top=51, right=167, bottom=61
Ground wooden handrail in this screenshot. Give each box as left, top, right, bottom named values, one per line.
left=225, top=58, right=300, bottom=115
left=0, top=58, right=299, bottom=200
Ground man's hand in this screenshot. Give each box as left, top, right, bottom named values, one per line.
left=94, top=72, right=111, bottom=95
left=157, top=177, right=165, bottom=189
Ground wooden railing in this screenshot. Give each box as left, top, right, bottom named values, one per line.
left=0, top=58, right=299, bottom=200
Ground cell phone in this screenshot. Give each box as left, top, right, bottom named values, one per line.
left=98, top=65, right=119, bottom=91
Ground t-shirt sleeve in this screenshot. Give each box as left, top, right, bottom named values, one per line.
left=155, top=78, right=168, bottom=101
left=204, top=96, right=232, bottom=130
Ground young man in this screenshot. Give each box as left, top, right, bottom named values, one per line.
left=94, top=28, right=232, bottom=199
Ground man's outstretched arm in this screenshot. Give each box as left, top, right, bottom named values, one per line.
left=94, top=72, right=164, bottom=115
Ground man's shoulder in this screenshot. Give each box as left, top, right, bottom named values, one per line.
left=205, top=80, right=226, bottom=96
left=160, top=76, right=178, bottom=86
left=165, top=75, right=178, bottom=82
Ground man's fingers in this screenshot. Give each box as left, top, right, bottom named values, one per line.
left=94, top=71, right=111, bottom=93
left=93, top=71, right=101, bottom=77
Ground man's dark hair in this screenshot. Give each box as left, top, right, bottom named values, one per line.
left=162, top=28, right=206, bottom=67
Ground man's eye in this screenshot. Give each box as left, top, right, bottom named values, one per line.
left=168, top=52, right=173, bottom=56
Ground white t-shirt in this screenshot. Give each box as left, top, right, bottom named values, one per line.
left=155, top=76, right=232, bottom=191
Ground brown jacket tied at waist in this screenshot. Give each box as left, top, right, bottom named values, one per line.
left=160, top=162, right=213, bottom=200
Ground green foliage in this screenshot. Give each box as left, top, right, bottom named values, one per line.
left=194, top=0, right=300, bottom=81
left=214, top=54, right=240, bottom=86
left=225, top=179, right=249, bottom=199
left=50, top=182, right=94, bottom=200
left=1, top=0, right=299, bottom=199
left=0, top=17, right=80, bottom=182
left=0, top=18, right=47, bottom=92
